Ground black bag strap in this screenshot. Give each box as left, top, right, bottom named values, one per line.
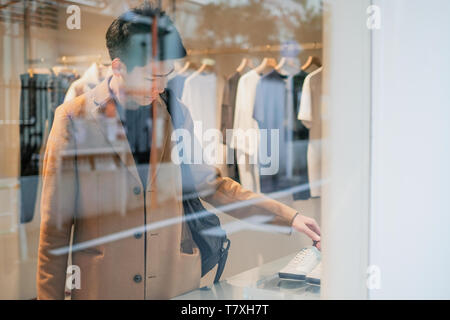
left=163, top=90, right=231, bottom=283
left=214, top=238, right=231, bottom=283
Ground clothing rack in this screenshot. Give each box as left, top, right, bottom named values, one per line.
left=25, top=54, right=110, bottom=67
left=58, top=54, right=111, bottom=65
left=187, top=42, right=323, bottom=56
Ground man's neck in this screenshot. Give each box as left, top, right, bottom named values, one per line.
left=108, top=75, right=127, bottom=107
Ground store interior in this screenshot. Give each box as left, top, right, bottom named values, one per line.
left=0, top=0, right=329, bottom=299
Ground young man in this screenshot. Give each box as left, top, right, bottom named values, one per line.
left=37, top=3, right=321, bottom=300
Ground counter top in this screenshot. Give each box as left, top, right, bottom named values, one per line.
left=173, top=253, right=321, bottom=300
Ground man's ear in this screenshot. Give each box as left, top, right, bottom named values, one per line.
left=111, top=58, right=126, bottom=77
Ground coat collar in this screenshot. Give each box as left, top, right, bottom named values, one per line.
left=86, top=76, right=172, bottom=191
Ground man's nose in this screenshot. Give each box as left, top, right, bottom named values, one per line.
left=152, top=77, right=164, bottom=87
left=147, top=62, right=166, bottom=74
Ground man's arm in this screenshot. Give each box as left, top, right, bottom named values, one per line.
left=173, top=99, right=321, bottom=240
left=37, top=107, right=76, bottom=300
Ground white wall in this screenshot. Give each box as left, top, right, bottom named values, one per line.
left=370, top=0, right=450, bottom=299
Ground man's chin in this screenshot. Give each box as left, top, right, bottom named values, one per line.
left=142, top=96, right=156, bottom=105
left=123, top=90, right=160, bottom=106
left=131, top=96, right=156, bottom=106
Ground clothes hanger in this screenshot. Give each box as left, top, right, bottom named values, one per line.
left=301, top=56, right=322, bottom=71
left=53, top=56, right=74, bottom=75
left=277, top=57, right=302, bottom=76
left=177, top=61, right=191, bottom=74
left=27, top=58, right=49, bottom=77
left=196, top=58, right=215, bottom=74
left=236, top=58, right=253, bottom=73
left=275, top=57, right=286, bottom=71
left=254, top=57, right=277, bottom=75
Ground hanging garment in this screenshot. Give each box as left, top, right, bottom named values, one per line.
left=181, top=71, right=218, bottom=134
left=298, top=67, right=323, bottom=197
left=167, top=72, right=190, bottom=101
left=230, top=70, right=261, bottom=193
left=290, top=70, right=311, bottom=200
left=19, top=73, right=50, bottom=223
left=220, top=71, right=241, bottom=142
left=292, top=70, right=309, bottom=139
left=220, top=71, right=242, bottom=183
left=181, top=71, right=218, bottom=163
left=285, top=75, right=294, bottom=180
left=19, top=71, right=78, bottom=224
left=252, top=70, right=291, bottom=194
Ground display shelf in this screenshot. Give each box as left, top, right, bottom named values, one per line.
left=173, top=253, right=320, bottom=300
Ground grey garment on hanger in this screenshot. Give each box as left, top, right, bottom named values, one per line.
left=252, top=70, right=311, bottom=198
left=253, top=70, right=288, bottom=193
left=220, top=71, right=241, bottom=143
left=221, top=71, right=242, bottom=183
left=167, top=74, right=189, bottom=101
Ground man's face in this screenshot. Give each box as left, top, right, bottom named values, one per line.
left=117, top=33, right=175, bottom=105
left=122, top=59, right=174, bottom=105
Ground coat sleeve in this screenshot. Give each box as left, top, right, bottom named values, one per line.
left=37, top=107, right=77, bottom=300
left=177, top=102, right=298, bottom=234
left=201, top=171, right=298, bottom=232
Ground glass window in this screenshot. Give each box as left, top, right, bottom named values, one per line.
left=0, top=0, right=366, bottom=300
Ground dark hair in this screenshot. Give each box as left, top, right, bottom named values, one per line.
left=106, top=2, right=186, bottom=71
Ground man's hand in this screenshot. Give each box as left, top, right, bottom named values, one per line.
left=292, top=213, right=321, bottom=244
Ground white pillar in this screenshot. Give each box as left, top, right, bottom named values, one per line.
left=321, top=0, right=372, bottom=299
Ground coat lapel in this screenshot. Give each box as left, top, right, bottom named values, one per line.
left=87, top=77, right=172, bottom=191
left=87, top=78, right=141, bottom=186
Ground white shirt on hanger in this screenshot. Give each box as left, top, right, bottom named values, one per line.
left=231, top=69, right=262, bottom=193
left=231, top=69, right=261, bottom=155
left=181, top=71, right=218, bottom=162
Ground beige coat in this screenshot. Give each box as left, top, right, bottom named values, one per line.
left=37, top=78, right=298, bottom=300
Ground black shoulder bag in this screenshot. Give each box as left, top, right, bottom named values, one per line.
left=164, top=90, right=231, bottom=283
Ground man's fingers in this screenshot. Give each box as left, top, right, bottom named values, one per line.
left=301, top=225, right=321, bottom=242
left=307, top=219, right=321, bottom=236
